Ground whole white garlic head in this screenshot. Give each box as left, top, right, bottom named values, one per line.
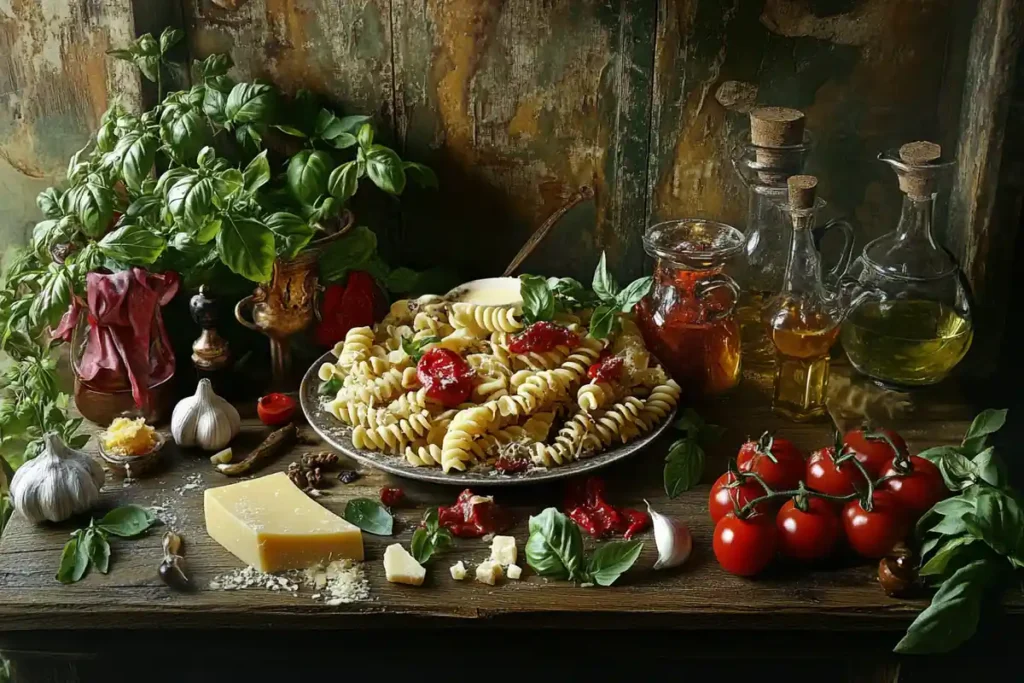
left=10, top=433, right=105, bottom=524
left=170, top=379, right=240, bottom=451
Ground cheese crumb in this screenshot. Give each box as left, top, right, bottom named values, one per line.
left=383, top=544, right=426, bottom=586
left=475, top=559, right=503, bottom=586
left=449, top=561, right=467, bottom=581
left=489, top=535, right=517, bottom=566
left=506, top=563, right=522, bottom=580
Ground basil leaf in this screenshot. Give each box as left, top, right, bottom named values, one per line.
left=410, top=527, right=433, bottom=564
left=98, top=224, right=166, bottom=265
left=362, top=145, right=406, bottom=195
left=214, top=169, right=244, bottom=201
left=335, top=114, right=371, bottom=135
left=343, top=498, right=394, bottom=536
left=225, top=83, right=276, bottom=125
left=586, top=540, right=643, bottom=586
left=120, top=132, right=158, bottom=193
left=519, top=274, right=554, bottom=324
left=919, top=536, right=980, bottom=579
left=217, top=215, right=276, bottom=282
left=663, top=439, right=705, bottom=498
left=157, top=166, right=191, bottom=197
left=136, top=55, right=160, bottom=84
left=196, top=218, right=222, bottom=245
left=242, top=150, right=271, bottom=193
left=614, top=276, right=653, bottom=313
left=591, top=251, right=619, bottom=302
left=936, top=451, right=979, bottom=492
left=972, top=448, right=1007, bottom=488
left=90, top=532, right=111, bottom=573
left=356, top=123, right=374, bottom=149
left=125, top=194, right=161, bottom=220
left=404, top=162, right=438, bottom=189
left=423, top=507, right=440, bottom=534
left=961, top=408, right=1008, bottom=456
left=29, top=265, right=71, bottom=329
left=56, top=535, right=89, bottom=584
left=401, top=335, right=439, bottom=362
left=525, top=508, right=584, bottom=581
left=587, top=304, right=617, bottom=340
left=159, top=27, right=183, bottom=54
left=962, top=488, right=1024, bottom=562
left=97, top=505, right=159, bottom=538
left=319, top=376, right=343, bottom=397
left=160, top=108, right=206, bottom=165
left=327, top=161, right=360, bottom=203
left=287, top=150, right=331, bottom=206
left=266, top=212, right=315, bottom=260
left=549, top=277, right=599, bottom=310
left=167, top=174, right=214, bottom=228
left=273, top=124, right=307, bottom=138
left=895, top=557, right=999, bottom=654
left=37, top=187, right=63, bottom=219
left=319, top=225, right=377, bottom=284
left=69, top=182, right=114, bottom=238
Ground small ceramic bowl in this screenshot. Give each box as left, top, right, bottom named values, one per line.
left=98, top=432, right=167, bottom=478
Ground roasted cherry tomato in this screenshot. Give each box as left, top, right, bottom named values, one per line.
left=737, top=433, right=805, bottom=491
left=713, top=512, right=777, bottom=577
left=843, top=428, right=908, bottom=478
left=508, top=321, right=579, bottom=354
left=776, top=497, right=841, bottom=561
left=881, top=455, right=948, bottom=519
left=842, top=490, right=909, bottom=559
left=416, top=347, right=474, bottom=407
left=256, top=393, right=296, bottom=426
left=709, top=471, right=771, bottom=524
left=806, top=446, right=865, bottom=498
left=380, top=487, right=405, bottom=507
left=587, top=356, right=624, bottom=382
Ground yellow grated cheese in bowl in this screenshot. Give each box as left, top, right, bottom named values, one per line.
left=102, top=417, right=158, bottom=456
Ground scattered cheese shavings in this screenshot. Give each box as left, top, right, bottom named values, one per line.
left=209, top=566, right=300, bottom=593
left=301, top=560, right=370, bottom=605
left=175, top=472, right=204, bottom=496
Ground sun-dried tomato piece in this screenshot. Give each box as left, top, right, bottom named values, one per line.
left=509, top=321, right=579, bottom=354
left=416, top=347, right=474, bottom=407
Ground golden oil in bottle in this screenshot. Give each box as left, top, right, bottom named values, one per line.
left=841, top=300, right=973, bottom=387
left=768, top=298, right=841, bottom=421
left=737, top=290, right=776, bottom=367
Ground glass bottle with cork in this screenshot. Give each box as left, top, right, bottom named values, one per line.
left=840, top=141, right=973, bottom=387
left=733, top=107, right=853, bottom=381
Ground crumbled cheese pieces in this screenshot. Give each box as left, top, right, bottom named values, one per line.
left=507, top=564, right=522, bottom=580
left=204, top=472, right=364, bottom=572
left=383, top=544, right=426, bottom=586
left=209, top=565, right=300, bottom=593
left=102, top=417, right=157, bottom=455
left=303, top=560, right=370, bottom=605
left=490, top=535, right=517, bottom=566
left=450, top=561, right=467, bottom=581
left=475, top=559, right=503, bottom=586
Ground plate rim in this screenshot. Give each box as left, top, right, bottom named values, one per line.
left=300, top=351, right=676, bottom=487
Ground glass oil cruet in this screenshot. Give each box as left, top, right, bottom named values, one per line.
left=840, top=141, right=973, bottom=387
left=733, top=107, right=854, bottom=376
left=765, top=176, right=848, bottom=421
left=636, top=219, right=743, bottom=397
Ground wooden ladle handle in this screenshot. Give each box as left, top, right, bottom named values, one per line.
left=502, top=185, right=595, bottom=277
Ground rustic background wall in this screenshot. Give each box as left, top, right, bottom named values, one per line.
left=2, top=0, right=1021, bottom=368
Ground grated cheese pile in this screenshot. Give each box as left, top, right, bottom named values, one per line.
left=102, top=417, right=158, bottom=456
left=303, top=560, right=370, bottom=605
left=209, top=566, right=300, bottom=593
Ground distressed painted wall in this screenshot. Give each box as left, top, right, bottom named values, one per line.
left=0, top=0, right=980, bottom=282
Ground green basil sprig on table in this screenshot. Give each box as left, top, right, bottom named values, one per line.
left=343, top=498, right=394, bottom=536
left=56, top=506, right=160, bottom=584
left=410, top=508, right=453, bottom=564
left=896, top=409, right=1021, bottom=654
left=519, top=251, right=652, bottom=340
left=525, top=508, right=643, bottom=586
left=663, top=409, right=724, bottom=498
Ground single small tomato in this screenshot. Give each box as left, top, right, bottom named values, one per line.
left=380, top=487, right=405, bottom=507
left=416, top=347, right=474, bottom=407
left=713, top=512, right=777, bottom=577
left=709, top=471, right=772, bottom=524
left=881, top=455, right=948, bottom=519
left=737, top=433, right=805, bottom=491
left=257, top=393, right=296, bottom=426
left=843, top=428, right=908, bottom=478
left=842, top=490, right=910, bottom=559
left=776, top=497, right=841, bottom=561
left=806, top=446, right=865, bottom=497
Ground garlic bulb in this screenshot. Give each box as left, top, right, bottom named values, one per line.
left=646, top=500, right=692, bottom=570
left=9, top=433, right=105, bottom=524
left=171, top=379, right=240, bottom=451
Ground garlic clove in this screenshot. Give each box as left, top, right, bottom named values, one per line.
left=646, top=500, right=692, bottom=570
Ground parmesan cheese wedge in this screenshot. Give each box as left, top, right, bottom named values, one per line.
left=383, top=544, right=426, bottom=586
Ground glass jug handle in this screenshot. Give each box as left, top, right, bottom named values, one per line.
left=694, top=274, right=741, bottom=322
left=813, top=219, right=855, bottom=286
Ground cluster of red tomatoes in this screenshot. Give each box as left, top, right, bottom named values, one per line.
left=709, top=429, right=948, bottom=577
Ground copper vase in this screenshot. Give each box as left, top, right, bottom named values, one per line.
left=235, top=210, right=354, bottom=387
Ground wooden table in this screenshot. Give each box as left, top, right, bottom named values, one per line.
left=1, top=369, right=1020, bottom=682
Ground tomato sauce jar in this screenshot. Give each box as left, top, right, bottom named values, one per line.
left=636, top=219, right=743, bottom=396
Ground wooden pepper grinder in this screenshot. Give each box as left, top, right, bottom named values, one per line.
left=189, top=286, right=231, bottom=375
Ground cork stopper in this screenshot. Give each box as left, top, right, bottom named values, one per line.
left=896, top=141, right=942, bottom=199
left=749, top=107, right=806, bottom=147
left=787, top=175, right=818, bottom=216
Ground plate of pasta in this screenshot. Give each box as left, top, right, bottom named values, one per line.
left=300, top=281, right=681, bottom=486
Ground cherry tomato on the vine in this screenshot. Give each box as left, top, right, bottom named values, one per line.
left=737, top=434, right=805, bottom=491
left=843, top=429, right=908, bottom=478
left=881, top=455, right=948, bottom=519
left=713, top=513, right=777, bottom=577
left=806, top=446, right=865, bottom=498
left=842, top=490, right=909, bottom=559
left=776, top=497, right=841, bottom=561
left=709, top=471, right=771, bottom=524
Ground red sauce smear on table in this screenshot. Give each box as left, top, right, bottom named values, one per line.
left=437, top=489, right=513, bottom=538
left=564, top=477, right=650, bottom=540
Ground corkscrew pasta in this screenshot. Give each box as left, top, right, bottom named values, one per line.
left=318, top=292, right=680, bottom=474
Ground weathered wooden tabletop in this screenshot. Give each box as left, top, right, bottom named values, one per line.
left=0, top=367, right=1019, bottom=640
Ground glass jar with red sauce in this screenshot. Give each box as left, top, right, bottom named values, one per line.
left=636, top=219, right=744, bottom=396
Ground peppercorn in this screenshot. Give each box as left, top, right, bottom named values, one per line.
left=337, top=470, right=360, bottom=484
